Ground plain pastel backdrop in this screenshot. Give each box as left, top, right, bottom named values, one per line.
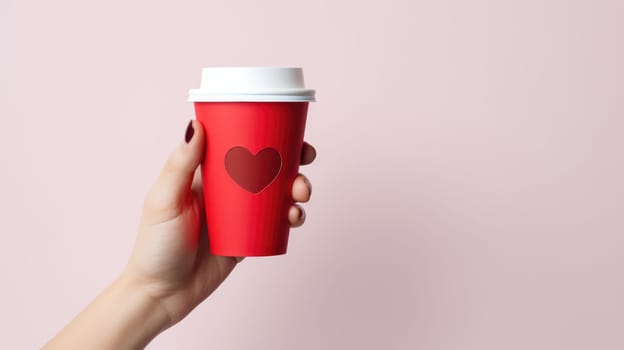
left=1, top=0, right=623, bottom=349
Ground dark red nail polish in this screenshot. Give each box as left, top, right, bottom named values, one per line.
left=185, top=121, right=194, bottom=143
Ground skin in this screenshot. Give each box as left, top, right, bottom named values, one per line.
left=43, top=120, right=315, bottom=349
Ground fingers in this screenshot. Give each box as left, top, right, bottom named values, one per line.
left=300, top=142, right=316, bottom=165
left=294, top=141, right=314, bottom=229
left=288, top=204, right=306, bottom=227
left=292, top=174, right=311, bottom=202
left=191, top=168, right=203, bottom=192
left=144, top=120, right=205, bottom=218
left=191, top=168, right=205, bottom=219
left=290, top=173, right=311, bottom=227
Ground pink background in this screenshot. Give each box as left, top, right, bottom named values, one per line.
left=1, top=0, right=623, bottom=349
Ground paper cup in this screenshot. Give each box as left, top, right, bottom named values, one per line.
left=189, top=67, right=315, bottom=256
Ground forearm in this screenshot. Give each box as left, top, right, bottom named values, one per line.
left=43, top=272, right=170, bottom=350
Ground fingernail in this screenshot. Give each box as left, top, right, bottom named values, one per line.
left=185, top=120, right=195, bottom=143
left=304, top=177, right=312, bottom=198
left=299, top=207, right=306, bottom=221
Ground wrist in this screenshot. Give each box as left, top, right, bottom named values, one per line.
left=43, top=269, right=172, bottom=350
left=108, top=270, right=172, bottom=347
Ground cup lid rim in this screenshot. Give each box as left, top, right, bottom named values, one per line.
left=188, top=89, right=316, bottom=102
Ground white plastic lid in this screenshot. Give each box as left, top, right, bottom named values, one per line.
left=188, top=67, right=316, bottom=102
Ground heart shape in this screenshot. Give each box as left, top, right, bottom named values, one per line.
left=224, top=146, right=282, bottom=194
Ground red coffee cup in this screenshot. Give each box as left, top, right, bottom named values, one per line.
left=189, top=67, right=315, bottom=256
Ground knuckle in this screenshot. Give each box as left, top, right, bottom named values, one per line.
left=142, top=186, right=181, bottom=220
left=164, top=152, right=183, bottom=173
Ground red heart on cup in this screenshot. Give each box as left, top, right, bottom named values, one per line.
left=224, top=146, right=282, bottom=194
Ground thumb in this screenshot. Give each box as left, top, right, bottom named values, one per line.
left=144, top=120, right=205, bottom=219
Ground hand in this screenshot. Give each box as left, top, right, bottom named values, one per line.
left=44, top=120, right=315, bottom=350
left=122, top=120, right=316, bottom=329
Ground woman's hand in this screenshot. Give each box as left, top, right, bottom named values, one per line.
left=44, top=120, right=315, bottom=350
left=124, top=120, right=316, bottom=327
